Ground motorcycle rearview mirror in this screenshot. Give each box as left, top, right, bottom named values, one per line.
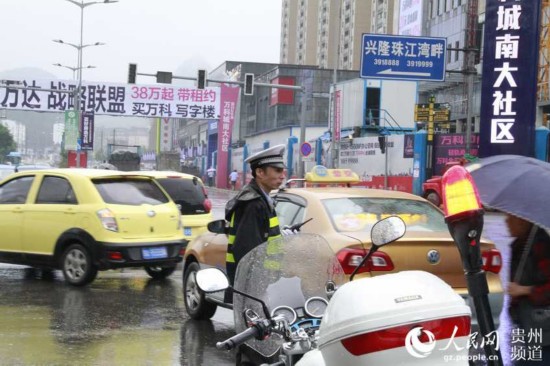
left=196, top=268, right=229, bottom=293
left=207, top=219, right=228, bottom=234
left=195, top=268, right=273, bottom=320
left=349, top=216, right=406, bottom=281
left=371, top=216, right=406, bottom=247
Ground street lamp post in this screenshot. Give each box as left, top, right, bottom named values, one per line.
left=53, top=63, right=96, bottom=80
left=57, top=0, right=117, bottom=167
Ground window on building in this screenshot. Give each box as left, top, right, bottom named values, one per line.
left=455, top=41, right=460, bottom=62
left=438, top=0, right=444, bottom=15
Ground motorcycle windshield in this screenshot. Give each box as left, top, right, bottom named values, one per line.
left=233, top=233, right=345, bottom=359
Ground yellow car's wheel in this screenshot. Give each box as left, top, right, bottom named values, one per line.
left=61, top=243, right=98, bottom=286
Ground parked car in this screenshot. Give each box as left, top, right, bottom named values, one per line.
left=422, top=159, right=467, bottom=207
left=182, top=166, right=504, bottom=331
left=0, top=168, right=186, bottom=286
left=131, top=171, right=212, bottom=242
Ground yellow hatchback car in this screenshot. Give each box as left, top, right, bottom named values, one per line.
left=0, top=169, right=185, bottom=286
left=132, top=171, right=213, bottom=242
left=183, top=166, right=504, bottom=329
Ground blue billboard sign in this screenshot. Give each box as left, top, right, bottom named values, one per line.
left=479, top=0, right=541, bottom=157
left=360, top=34, right=447, bottom=82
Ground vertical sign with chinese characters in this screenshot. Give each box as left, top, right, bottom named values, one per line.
left=334, top=90, right=341, bottom=141
left=64, top=110, right=79, bottom=151
left=479, top=0, right=541, bottom=157
left=216, top=84, right=239, bottom=188
left=398, top=0, right=423, bottom=36
left=80, top=112, right=94, bottom=150
left=159, top=118, right=172, bottom=152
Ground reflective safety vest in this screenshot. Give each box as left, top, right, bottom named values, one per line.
left=226, top=214, right=282, bottom=265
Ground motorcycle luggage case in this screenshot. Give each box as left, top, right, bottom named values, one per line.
left=317, top=271, right=471, bottom=365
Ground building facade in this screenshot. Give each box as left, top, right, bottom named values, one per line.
left=281, top=0, right=398, bottom=70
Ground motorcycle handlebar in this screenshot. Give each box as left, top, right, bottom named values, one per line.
left=216, top=326, right=261, bottom=351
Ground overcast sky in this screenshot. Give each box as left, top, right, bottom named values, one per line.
left=0, top=0, right=282, bottom=84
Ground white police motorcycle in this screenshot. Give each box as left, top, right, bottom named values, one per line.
left=197, top=217, right=472, bottom=365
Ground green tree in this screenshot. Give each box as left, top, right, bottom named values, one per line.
left=0, top=124, right=17, bottom=164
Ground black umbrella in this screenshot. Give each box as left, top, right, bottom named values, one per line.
left=466, top=155, right=550, bottom=231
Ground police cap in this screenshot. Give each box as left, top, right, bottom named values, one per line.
left=245, top=144, right=286, bottom=170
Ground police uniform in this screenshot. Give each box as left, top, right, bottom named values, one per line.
left=225, top=145, right=285, bottom=287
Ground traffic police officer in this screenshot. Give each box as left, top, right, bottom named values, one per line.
left=225, top=144, right=287, bottom=290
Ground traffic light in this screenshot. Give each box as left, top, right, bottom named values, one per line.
left=128, top=63, right=137, bottom=84
left=378, top=135, right=386, bottom=154
left=244, top=73, right=254, bottom=96
left=156, top=71, right=173, bottom=84
left=197, top=69, right=207, bottom=89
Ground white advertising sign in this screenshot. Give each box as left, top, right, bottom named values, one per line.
left=0, top=79, right=221, bottom=118
left=399, top=0, right=423, bottom=36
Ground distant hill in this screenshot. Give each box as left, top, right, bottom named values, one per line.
left=0, top=67, right=57, bottom=81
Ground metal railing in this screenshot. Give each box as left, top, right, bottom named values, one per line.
left=364, top=108, right=411, bottom=133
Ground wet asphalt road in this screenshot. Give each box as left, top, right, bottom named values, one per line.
left=0, top=188, right=237, bottom=366
left=0, top=188, right=515, bottom=365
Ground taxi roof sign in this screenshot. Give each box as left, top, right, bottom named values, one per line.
left=304, top=165, right=360, bottom=183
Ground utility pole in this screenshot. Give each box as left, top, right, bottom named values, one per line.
left=465, top=0, right=478, bottom=154
left=298, top=88, right=308, bottom=178
left=445, top=0, right=478, bottom=154
left=446, top=55, right=478, bottom=155
left=330, top=70, right=338, bottom=169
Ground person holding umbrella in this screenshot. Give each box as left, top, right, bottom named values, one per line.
left=506, top=214, right=550, bottom=365
left=467, top=155, right=550, bottom=364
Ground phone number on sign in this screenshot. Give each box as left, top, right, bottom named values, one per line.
left=374, top=59, right=400, bottom=66
left=407, top=60, right=434, bottom=68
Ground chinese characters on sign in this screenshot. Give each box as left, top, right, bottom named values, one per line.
left=0, top=79, right=221, bottom=119
left=159, top=118, right=173, bottom=152
left=433, top=133, right=479, bottom=175
left=414, top=103, right=450, bottom=122
left=80, top=112, right=94, bottom=150
left=479, top=0, right=541, bottom=156
left=64, top=110, right=78, bottom=151
left=216, top=85, right=239, bottom=188
left=405, top=325, right=545, bottom=363
left=334, top=90, right=341, bottom=141
left=398, top=0, right=423, bottom=36
left=360, top=34, right=446, bottom=81
left=510, top=327, right=544, bottom=362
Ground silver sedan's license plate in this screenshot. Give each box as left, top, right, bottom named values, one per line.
left=142, top=247, right=168, bottom=260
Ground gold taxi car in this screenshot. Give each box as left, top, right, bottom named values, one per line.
left=131, top=171, right=213, bottom=242
left=183, top=166, right=504, bottom=327
left=0, top=169, right=186, bottom=286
